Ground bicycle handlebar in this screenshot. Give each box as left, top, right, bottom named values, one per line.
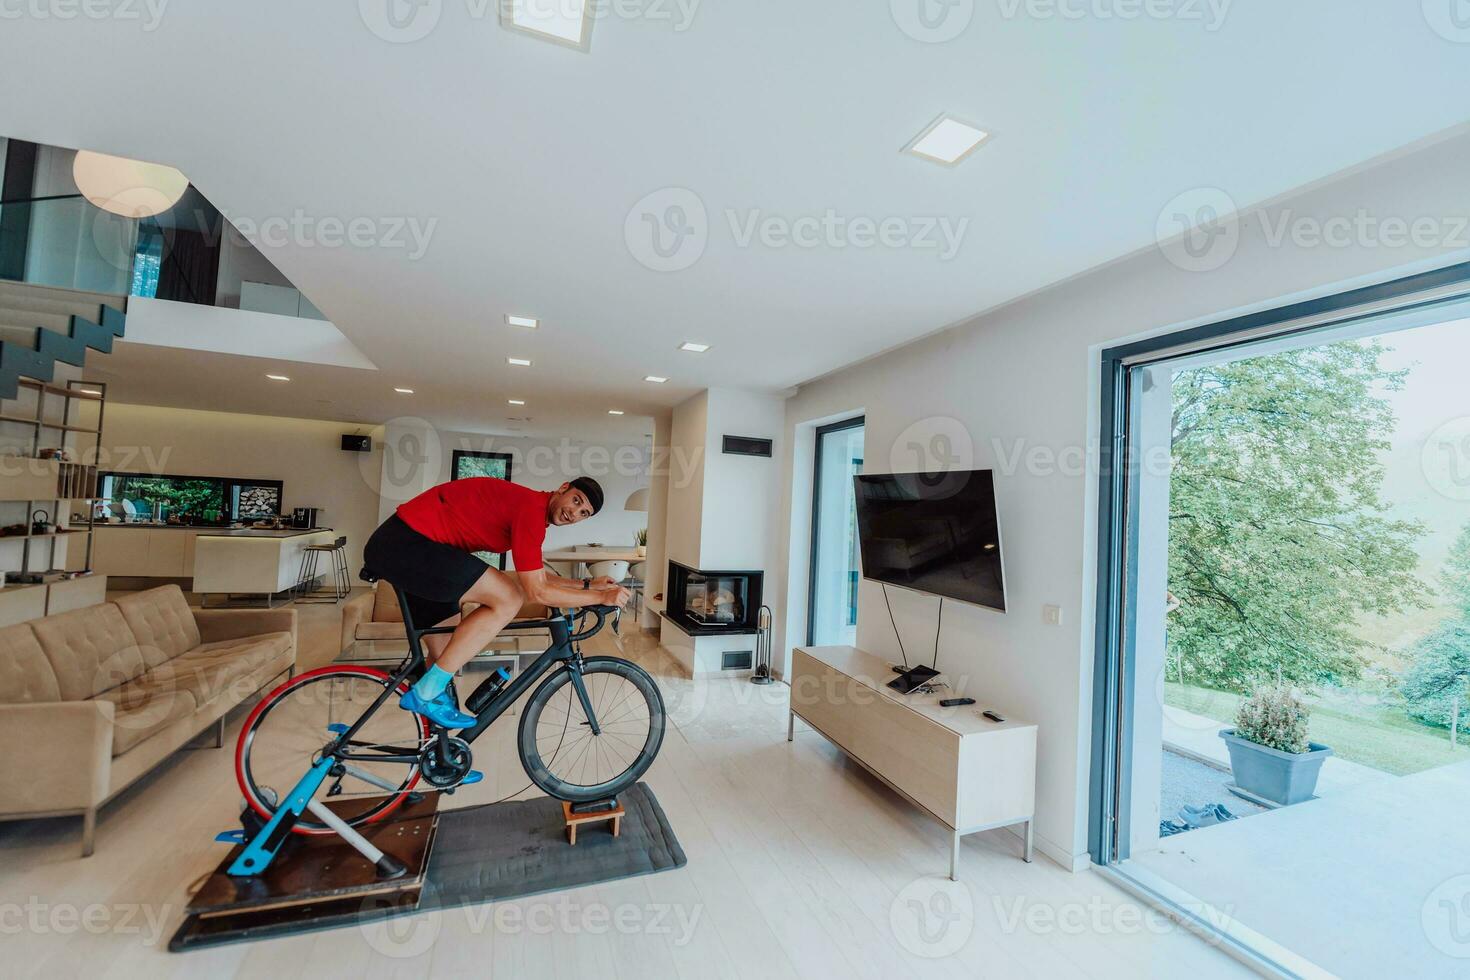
left=570, top=604, right=622, bottom=642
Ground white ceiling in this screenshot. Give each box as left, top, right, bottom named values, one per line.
left=3, top=2, right=1469, bottom=437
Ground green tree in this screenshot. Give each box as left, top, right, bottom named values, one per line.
left=1167, top=340, right=1427, bottom=692
left=1443, top=522, right=1470, bottom=614
left=1401, top=620, right=1470, bottom=746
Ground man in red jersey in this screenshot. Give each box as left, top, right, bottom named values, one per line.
left=363, top=475, right=630, bottom=729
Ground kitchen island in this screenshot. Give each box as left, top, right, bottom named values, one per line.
left=84, top=523, right=335, bottom=603
left=192, top=527, right=335, bottom=605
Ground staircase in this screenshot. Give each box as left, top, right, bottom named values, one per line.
left=0, top=281, right=127, bottom=400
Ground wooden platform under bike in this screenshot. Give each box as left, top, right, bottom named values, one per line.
left=169, top=793, right=440, bottom=951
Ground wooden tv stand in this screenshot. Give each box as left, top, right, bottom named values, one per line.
left=789, top=645, right=1037, bottom=880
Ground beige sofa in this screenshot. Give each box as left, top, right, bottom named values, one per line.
left=341, top=580, right=549, bottom=655
left=0, top=585, right=296, bottom=855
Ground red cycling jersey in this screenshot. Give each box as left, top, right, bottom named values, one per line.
left=396, top=478, right=552, bottom=572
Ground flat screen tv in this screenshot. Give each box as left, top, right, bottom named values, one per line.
left=853, top=469, right=1006, bottom=611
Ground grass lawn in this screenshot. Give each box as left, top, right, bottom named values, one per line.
left=1164, top=681, right=1470, bottom=776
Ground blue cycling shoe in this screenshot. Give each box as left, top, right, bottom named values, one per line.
left=399, top=687, right=476, bottom=729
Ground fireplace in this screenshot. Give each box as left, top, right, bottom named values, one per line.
left=665, top=560, right=763, bottom=635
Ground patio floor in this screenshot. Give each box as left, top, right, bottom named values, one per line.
left=1130, top=758, right=1470, bottom=978
left=1159, top=748, right=1268, bottom=831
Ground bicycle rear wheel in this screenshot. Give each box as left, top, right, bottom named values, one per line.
left=236, top=666, right=428, bottom=834
left=518, top=657, right=665, bottom=802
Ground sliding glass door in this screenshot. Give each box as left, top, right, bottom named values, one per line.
left=808, top=417, right=865, bottom=646
left=1091, top=261, right=1470, bottom=976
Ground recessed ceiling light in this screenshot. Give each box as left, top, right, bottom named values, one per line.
left=266, top=374, right=290, bottom=382
left=678, top=342, right=710, bottom=353
left=508, top=399, right=526, bottom=405
left=643, top=375, right=669, bottom=384
left=394, top=387, right=414, bottom=394
left=500, top=0, right=594, bottom=50
left=507, top=357, right=532, bottom=367
left=904, top=115, right=991, bottom=166
left=506, top=314, right=539, bottom=329
left=608, top=410, right=625, bottom=416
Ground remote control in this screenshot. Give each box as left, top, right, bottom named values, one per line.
left=982, top=710, right=1005, bottom=723
left=938, top=697, right=975, bottom=707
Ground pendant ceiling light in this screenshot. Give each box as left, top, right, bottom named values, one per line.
left=72, top=150, right=188, bottom=218
left=624, top=488, right=649, bottom=512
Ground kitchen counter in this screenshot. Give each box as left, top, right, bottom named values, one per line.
left=85, top=524, right=334, bottom=583
left=195, top=527, right=332, bottom=538
left=192, top=528, right=336, bottom=602
left=100, top=523, right=327, bottom=537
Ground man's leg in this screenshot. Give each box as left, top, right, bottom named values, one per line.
left=423, top=567, right=525, bottom=676
left=401, top=567, right=526, bottom=726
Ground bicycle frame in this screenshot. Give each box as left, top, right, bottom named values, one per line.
left=227, top=588, right=617, bottom=878
left=328, top=596, right=609, bottom=769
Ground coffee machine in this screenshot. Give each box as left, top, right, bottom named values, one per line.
left=291, top=507, right=321, bottom=529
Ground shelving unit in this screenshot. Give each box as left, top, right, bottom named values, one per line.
left=0, top=379, right=107, bottom=591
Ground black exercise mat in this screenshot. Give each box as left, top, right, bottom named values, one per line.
left=169, top=782, right=684, bottom=950
left=423, top=781, right=685, bottom=909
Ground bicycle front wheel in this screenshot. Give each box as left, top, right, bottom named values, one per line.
left=518, top=657, right=665, bottom=802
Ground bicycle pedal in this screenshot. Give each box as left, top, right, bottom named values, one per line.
left=326, top=723, right=350, bottom=734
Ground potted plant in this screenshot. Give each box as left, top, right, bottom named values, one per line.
left=1219, top=686, right=1333, bottom=806
left=634, top=528, right=648, bottom=557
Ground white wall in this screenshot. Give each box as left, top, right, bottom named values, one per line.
left=696, top=389, right=785, bottom=571
left=663, top=387, right=785, bottom=572
left=98, top=403, right=385, bottom=574
left=642, top=411, right=672, bottom=624
left=663, top=391, right=708, bottom=569
left=777, top=128, right=1470, bottom=871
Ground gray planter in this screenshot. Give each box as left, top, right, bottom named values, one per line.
left=1219, top=729, right=1333, bottom=806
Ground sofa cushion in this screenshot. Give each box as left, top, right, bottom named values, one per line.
left=114, top=585, right=202, bottom=667
left=93, top=682, right=197, bottom=756
left=142, top=632, right=293, bottom=708
left=0, top=623, right=60, bottom=704
left=355, top=621, right=407, bottom=641
left=30, top=603, right=146, bottom=701
left=371, top=581, right=404, bottom=623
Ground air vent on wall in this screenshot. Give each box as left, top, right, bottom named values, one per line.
left=722, top=650, right=754, bottom=671
left=722, top=435, right=772, bottom=457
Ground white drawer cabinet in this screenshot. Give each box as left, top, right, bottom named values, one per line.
left=790, top=645, right=1037, bottom=879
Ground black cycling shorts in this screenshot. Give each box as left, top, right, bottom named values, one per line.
left=362, top=514, right=491, bottom=627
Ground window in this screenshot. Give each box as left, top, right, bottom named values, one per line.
left=451, top=450, right=514, bottom=568
left=1091, top=263, right=1470, bottom=976
left=808, top=417, right=865, bottom=645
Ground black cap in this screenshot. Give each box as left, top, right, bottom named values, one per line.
left=570, top=476, right=604, bottom=515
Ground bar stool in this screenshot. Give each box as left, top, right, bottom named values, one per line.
left=295, top=535, right=349, bottom=603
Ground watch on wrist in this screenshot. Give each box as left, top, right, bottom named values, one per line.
left=582, top=578, right=591, bottom=590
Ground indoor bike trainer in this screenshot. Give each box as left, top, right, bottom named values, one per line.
left=169, top=570, right=665, bottom=950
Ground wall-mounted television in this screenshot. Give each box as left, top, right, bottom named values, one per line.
left=852, top=468, right=1006, bottom=611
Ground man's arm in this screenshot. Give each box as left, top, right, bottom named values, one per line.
left=516, top=567, right=629, bottom=609
left=543, top=568, right=620, bottom=591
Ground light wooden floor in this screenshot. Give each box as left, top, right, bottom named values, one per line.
left=0, top=594, right=1252, bottom=979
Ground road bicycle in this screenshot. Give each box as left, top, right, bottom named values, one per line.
left=227, top=569, right=665, bottom=876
